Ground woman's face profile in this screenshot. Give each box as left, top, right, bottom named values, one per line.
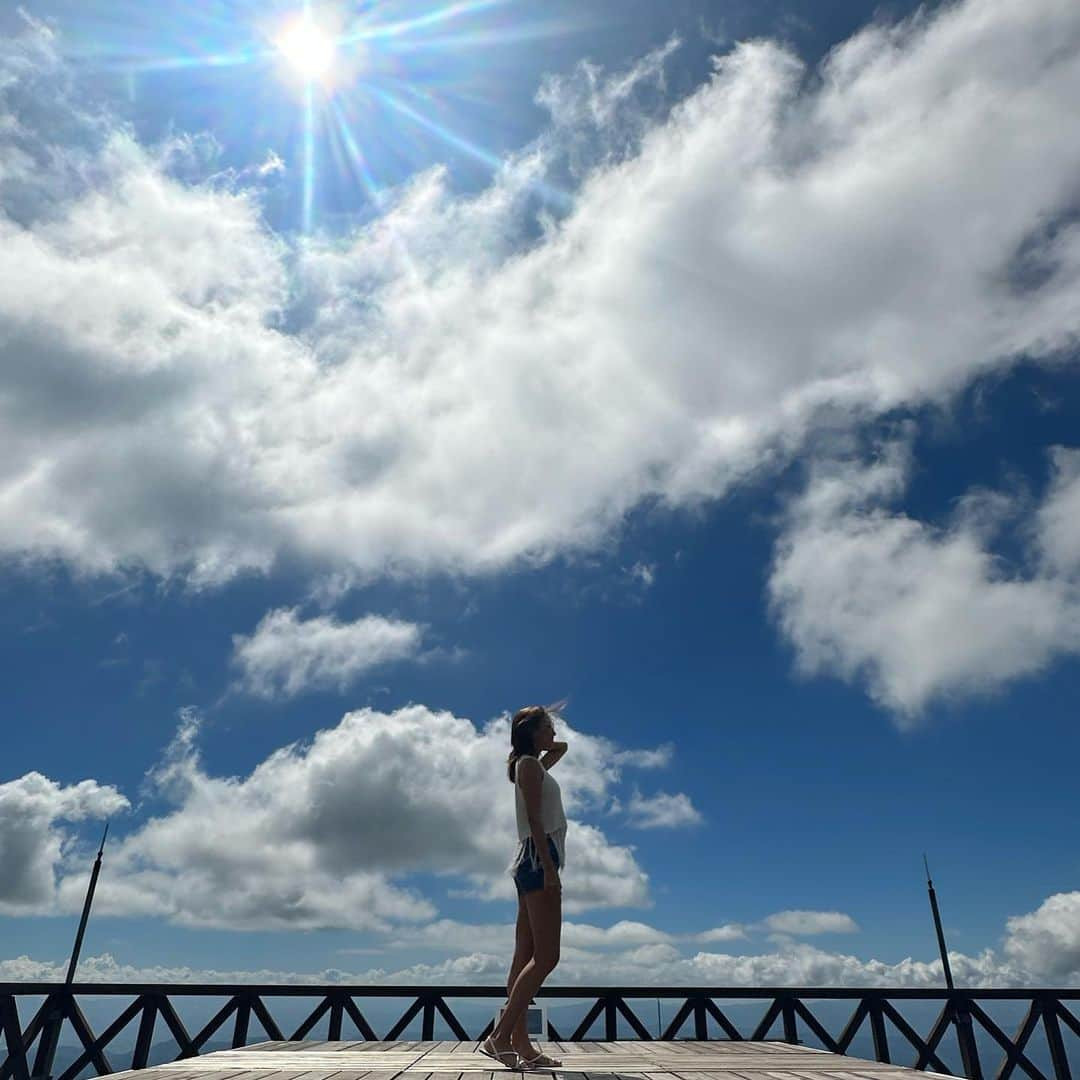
left=538, top=714, right=555, bottom=746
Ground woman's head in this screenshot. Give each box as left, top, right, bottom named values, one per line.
left=507, top=704, right=558, bottom=781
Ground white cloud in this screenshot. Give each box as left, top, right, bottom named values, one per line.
left=698, top=924, right=749, bottom=943
left=564, top=919, right=677, bottom=949
left=3, top=890, right=1073, bottom=987
left=760, top=910, right=860, bottom=935
left=612, top=743, right=675, bottom=769
left=768, top=441, right=1080, bottom=718
left=6, top=706, right=696, bottom=928
left=0, top=0, right=1079, bottom=586
left=230, top=607, right=425, bottom=699
left=0, top=772, right=129, bottom=913
left=623, top=788, right=705, bottom=829
left=0, top=934, right=1053, bottom=987
left=1036, top=447, right=1080, bottom=575
left=344, top=916, right=677, bottom=954
left=686, top=940, right=1036, bottom=989
left=1003, top=890, right=1080, bottom=981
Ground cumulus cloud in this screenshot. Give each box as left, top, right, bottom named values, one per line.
left=759, top=909, right=860, bottom=936
left=2, top=886, right=1070, bottom=987
left=7, top=705, right=695, bottom=928
left=0, top=0, right=1079, bottom=587
left=687, top=940, right=1036, bottom=989
left=0, top=934, right=1050, bottom=987
left=0, top=772, right=129, bottom=913
left=1003, top=891, right=1080, bottom=981
left=768, top=440, right=1080, bottom=718
left=230, top=607, right=426, bottom=698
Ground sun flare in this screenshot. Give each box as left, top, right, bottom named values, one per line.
left=276, top=17, right=337, bottom=81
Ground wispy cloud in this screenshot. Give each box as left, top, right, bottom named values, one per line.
left=759, top=909, right=860, bottom=936
left=623, top=788, right=705, bottom=829
left=230, top=607, right=426, bottom=699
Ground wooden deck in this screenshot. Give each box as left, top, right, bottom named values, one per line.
left=102, top=1041, right=955, bottom=1080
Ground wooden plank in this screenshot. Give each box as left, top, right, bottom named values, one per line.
left=691, top=1045, right=783, bottom=1055
left=336, top=1042, right=412, bottom=1051
left=164, top=1072, right=253, bottom=1080
left=281, top=1070, right=356, bottom=1080
left=670, top=1073, right=763, bottom=1080
left=672, top=1072, right=774, bottom=1080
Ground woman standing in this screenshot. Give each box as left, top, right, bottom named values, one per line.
left=480, top=704, right=568, bottom=1070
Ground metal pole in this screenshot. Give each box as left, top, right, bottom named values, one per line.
left=32, top=824, right=109, bottom=1080
left=924, top=853, right=954, bottom=991
left=66, top=824, right=109, bottom=986
left=924, top=854, right=981, bottom=1080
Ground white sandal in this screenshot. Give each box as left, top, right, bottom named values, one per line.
left=479, top=1034, right=521, bottom=1070
left=519, top=1049, right=562, bottom=1069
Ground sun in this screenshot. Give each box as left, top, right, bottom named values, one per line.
left=275, top=16, right=337, bottom=81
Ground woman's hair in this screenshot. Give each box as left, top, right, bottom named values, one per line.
left=507, top=705, right=548, bottom=782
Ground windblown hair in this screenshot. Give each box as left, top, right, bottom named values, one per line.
left=507, top=705, right=548, bottom=782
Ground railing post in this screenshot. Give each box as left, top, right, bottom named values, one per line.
left=232, top=996, right=251, bottom=1049
left=868, top=997, right=890, bottom=1063
left=952, top=996, right=983, bottom=1080
left=1041, top=996, right=1072, bottom=1080
left=1, top=998, right=29, bottom=1080
left=30, top=995, right=65, bottom=1080
left=132, top=998, right=157, bottom=1071
left=605, top=997, right=618, bottom=1042
left=781, top=997, right=798, bottom=1045
left=422, top=997, right=436, bottom=1041
left=694, top=996, right=708, bottom=1040
left=328, top=996, right=344, bottom=1041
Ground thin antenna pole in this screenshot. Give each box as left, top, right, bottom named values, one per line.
left=65, top=822, right=109, bottom=985
left=923, top=852, right=954, bottom=991
left=923, top=854, right=981, bottom=1079
left=33, top=824, right=110, bottom=1080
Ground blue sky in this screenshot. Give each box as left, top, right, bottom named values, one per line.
left=2, top=0, right=1080, bottom=1020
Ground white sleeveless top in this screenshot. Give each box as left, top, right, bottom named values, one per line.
left=507, top=754, right=567, bottom=873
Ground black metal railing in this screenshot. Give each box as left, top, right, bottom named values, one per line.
left=1, top=985, right=1076, bottom=1080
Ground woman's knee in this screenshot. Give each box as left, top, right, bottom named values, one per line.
left=509, top=946, right=532, bottom=979
left=534, top=949, right=559, bottom=975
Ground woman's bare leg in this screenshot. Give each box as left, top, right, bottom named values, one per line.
left=491, top=887, right=561, bottom=1051
left=508, top=893, right=536, bottom=1055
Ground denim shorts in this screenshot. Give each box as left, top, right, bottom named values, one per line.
left=513, top=835, right=562, bottom=896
